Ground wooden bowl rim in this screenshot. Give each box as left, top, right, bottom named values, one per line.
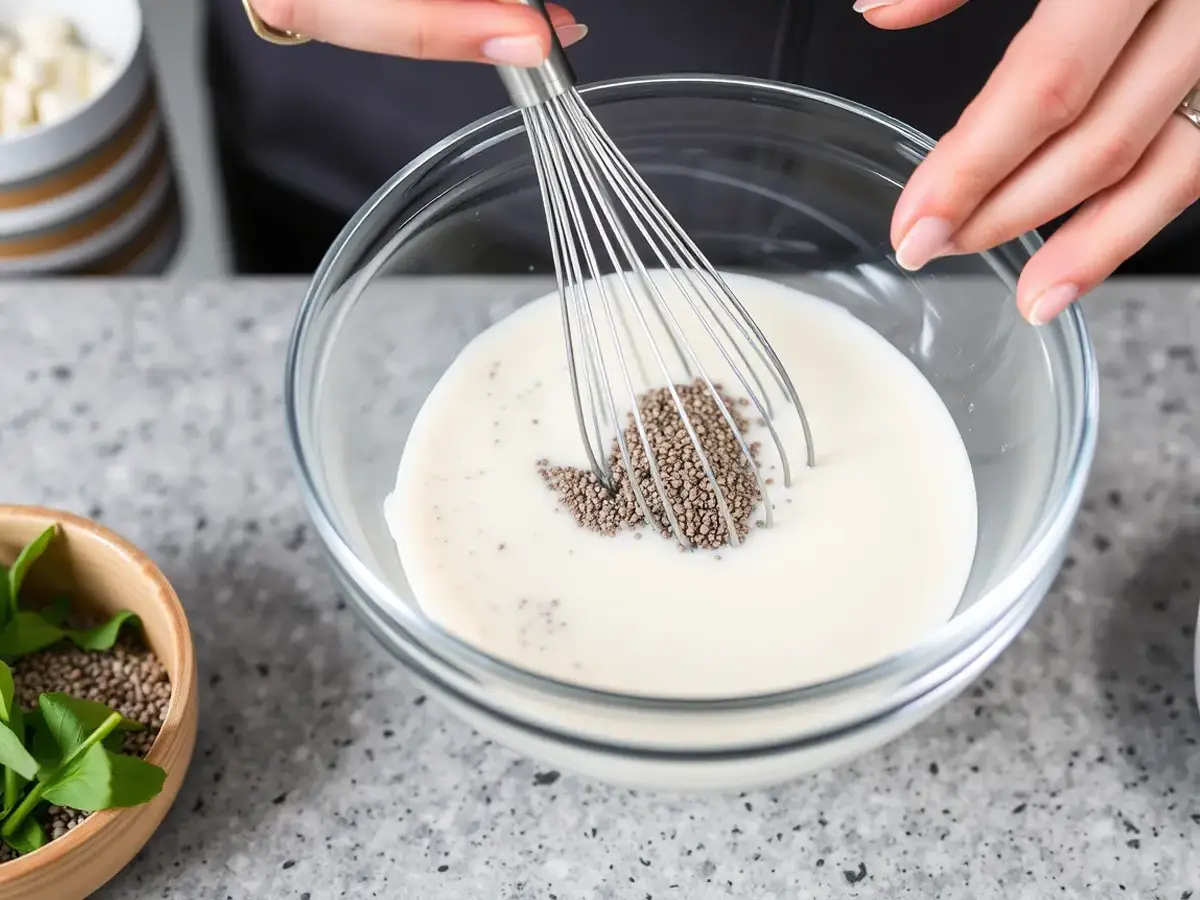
left=0, top=505, right=195, bottom=881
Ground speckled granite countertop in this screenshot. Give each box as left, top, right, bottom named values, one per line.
left=1, top=279, right=1198, bottom=899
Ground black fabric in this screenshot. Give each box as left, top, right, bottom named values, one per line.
left=214, top=136, right=348, bottom=275
left=206, top=0, right=1198, bottom=275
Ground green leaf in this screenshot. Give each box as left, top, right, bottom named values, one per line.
left=24, top=708, right=56, bottom=773
left=36, top=694, right=140, bottom=763
left=26, top=704, right=135, bottom=789
left=6, top=525, right=58, bottom=616
left=0, top=612, right=65, bottom=662
left=0, top=564, right=9, bottom=632
left=0, top=719, right=38, bottom=781
left=3, top=814, right=46, bottom=855
left=103, top=750, right=166, bottom=806
left=3, top=705, right=29, bottom=816
left=64, top=611, right=140, bottom=652
left=40, top=744, right=164, bottom=812
left=28, top=707, right=136, bottom=766
left=40, top=595, right=72, bottom=628
left=0, top=659, right=14, bottom=724
left=40, top=742, right=110, bottom=810
left=0, top=698, right=164, bottom=837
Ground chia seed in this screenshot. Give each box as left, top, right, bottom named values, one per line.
left=538, top=379, right=762, bottom=549
left=0, top=634, right=170, bottom=861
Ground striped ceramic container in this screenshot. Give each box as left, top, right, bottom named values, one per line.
left=0, top=0, right=181, bottom=276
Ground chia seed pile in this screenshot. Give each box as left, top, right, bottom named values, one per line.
left=538, top=379, right=763, bottom=549
left=0, top=635, right=171, bottom=862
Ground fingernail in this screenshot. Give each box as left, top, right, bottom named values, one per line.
left=481, top=35, right=545, bottom=67
left=1026, top=283, right=1080, bottom=326
left=555, top=23, right=588, bottom=47
left=853, top=0, right=903, bottom=11
left=895, top=217, right=954, bottom=271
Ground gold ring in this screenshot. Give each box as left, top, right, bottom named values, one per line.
left=1178, top=85, right=1200, bottom=130
left=242, top=0, right=312, bottom=45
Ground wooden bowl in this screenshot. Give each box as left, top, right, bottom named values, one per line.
left=0, top=506, right=197, bottom=900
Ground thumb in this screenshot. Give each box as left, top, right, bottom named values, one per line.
left=853, top=0, right=971, bottom=30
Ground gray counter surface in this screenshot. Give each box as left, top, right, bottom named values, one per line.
left=0, top=279, right=1198, bottom=899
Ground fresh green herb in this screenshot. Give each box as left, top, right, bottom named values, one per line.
left=4, top=526, right=58, bottom=629
left=0, top=717, right=37, bottom=784
left=0, top=526, right=138, bottom=664
left=0, top=694, right=166, bottom=850
left=0, top=663, right=36, bottom=817
left=1, top=694, right=163, bottom=835
left=3, top=816, right=45, bottom=855
left=63, top=610, right=141, bottom=653
left=0, top=613, right=72, bottom=662
left=24, top=706, right=134, bottom=769
left=2, top=706, right=27, bottom=817
left=0, top=527, right=167, bottom=857
left=0, top=567, right=8, bottom=635
left=0, top=611, right=142, bottom=663
left=0, top=660, right=13, bottom=724
left=40, top=596, right=71, bottom=628
left=35, top=695, right=142, bottom=761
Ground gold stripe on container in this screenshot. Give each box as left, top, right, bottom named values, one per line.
left=0, top=92, right=158, bottom=211
left=82, top=186, right=180, bottom=276
left=0, top=144, right=168, bottom=259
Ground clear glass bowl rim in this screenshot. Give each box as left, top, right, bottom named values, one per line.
left=285, top=73, right=1100, bottom=711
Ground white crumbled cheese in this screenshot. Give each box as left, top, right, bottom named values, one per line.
left=0, top=79, right=34, bottom=133
left=0, top=35, right=17, bottom=73
left=8, top=51, right=53, bottom=91
left=52, top=44, right=89, bottom=97
left=85, top=51, right=116, bottom=96
left=0, top=17, right=113, bottom=136
left=14, top=16, right=75, bottom=56
left=33, top=87, right=77, bottom=126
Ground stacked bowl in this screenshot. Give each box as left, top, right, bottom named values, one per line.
left=0, top=0, right=180, bottom=276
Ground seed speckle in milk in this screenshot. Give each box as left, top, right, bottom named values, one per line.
left=383, top=271, right=978, bottom=697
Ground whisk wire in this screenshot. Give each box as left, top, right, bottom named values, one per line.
left=550, top=100, right=698, bottom=544
left=561, top=122, right=744, bottom=545
left=531, top=102, right=679, bottom=537
left=555, top=100, right=771, bottom=542
left=561, top=95, right=784, bottom=508
left=527, top=107, right=612, bottom=488
left=565, top=95, right=775, bottom=416
left=572, top=96, right=817, bottom=473
left=497, top=8, right=816, bottom=549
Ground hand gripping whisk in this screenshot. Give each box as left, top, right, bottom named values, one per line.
left=496, top=1, right=815, bottom=550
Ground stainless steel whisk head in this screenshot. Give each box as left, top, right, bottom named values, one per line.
left=497, top=2, right=815, bottom=549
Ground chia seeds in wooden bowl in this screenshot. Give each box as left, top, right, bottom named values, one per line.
left=0, top=634, right=171, bottom=859
left=0, top=506, right=197, bottom=900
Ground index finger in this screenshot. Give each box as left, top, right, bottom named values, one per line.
left=855, top=0, right=971, bottom=30
left=890, top=0, right=1153, bottom=270
left=252, top=0, right=578, bottom=63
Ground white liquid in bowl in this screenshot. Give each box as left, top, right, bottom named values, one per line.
left=384, top=271, right=978, bottom=698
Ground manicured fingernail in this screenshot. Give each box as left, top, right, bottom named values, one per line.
left=481, top=35, right=545, bottom=67
left=895, top=217, right=954, bottom=271
left=1026, top=283, right=1080, bottom=326
left=555, top=23, right=588, bottom=47
left=854, top=0, right=903, bottom=11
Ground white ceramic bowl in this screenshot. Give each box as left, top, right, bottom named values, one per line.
left=0, top=0, right=180, bottom=275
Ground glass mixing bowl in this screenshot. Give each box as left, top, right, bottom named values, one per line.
left=285, top=74, right=1098, bottom=791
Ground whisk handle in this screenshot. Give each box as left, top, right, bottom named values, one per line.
left=495, top=0, right=577, bottom=108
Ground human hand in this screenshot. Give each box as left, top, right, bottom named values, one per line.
left=247, top=0, right=585, bottom=67
left=856, top=0, right=1200, bottom=324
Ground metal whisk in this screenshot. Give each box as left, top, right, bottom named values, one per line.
left=497, top=1, right=815, bottom=549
